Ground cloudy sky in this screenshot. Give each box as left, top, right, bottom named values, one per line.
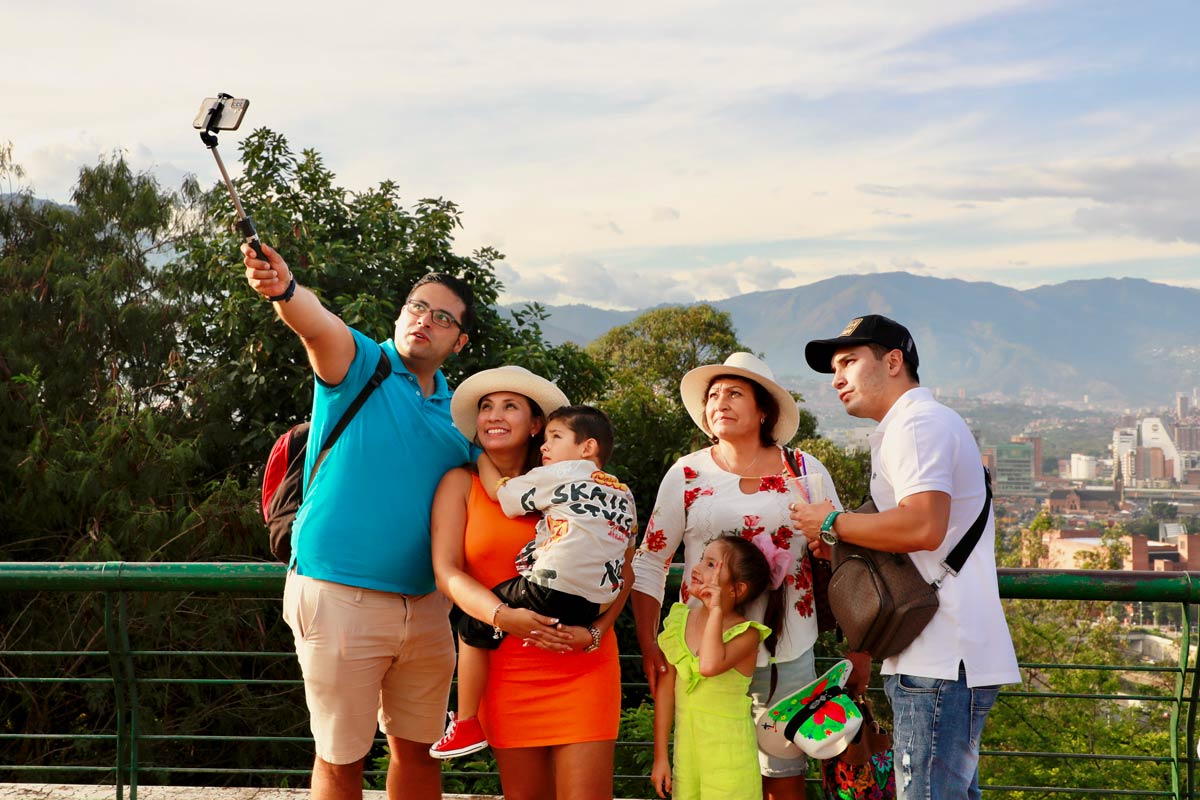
left=5, top=0, right=1199, bottom=308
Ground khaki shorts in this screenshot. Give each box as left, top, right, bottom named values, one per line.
left=283, top=570, right=455, bottom=765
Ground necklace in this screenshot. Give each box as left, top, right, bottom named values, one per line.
left=712, top=445, right=782, bottom=479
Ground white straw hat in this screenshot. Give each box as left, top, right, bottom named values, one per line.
left=451, top=365, right=570, bottom=440
left=679, top=352, right=800, bottom=445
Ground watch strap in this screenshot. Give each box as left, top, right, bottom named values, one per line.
left=268, top=276, right=297, bottom=303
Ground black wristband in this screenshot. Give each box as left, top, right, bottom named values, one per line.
left=267, top=276, right=296, bottom=303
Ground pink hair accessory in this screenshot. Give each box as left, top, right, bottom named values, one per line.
left=750, top=531, right=796, bottom=590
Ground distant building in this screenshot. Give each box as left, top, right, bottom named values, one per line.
left=1135, top=446, right=1169, bottom=482
left=1175, top=423, right=1200, bottom=452
left=994, top=441, right=1034, bottom=494
left=1069, top=454, right=1097, bottom=480
left=1139, top=417, right=1182, bottom=482
left=981, top=446, right=996, bottom=474
left=1179, top=393, right=1191, bottom=421
left=1161, top=521, right=1188, bottom=541
left=1013, top=435, right=1044, bottom=478
left=1112, top=428, right=1137, bottom=483
left=1031, top=525, right=1200, bottom=571
left=1045, top=488, right=1116, bottom=515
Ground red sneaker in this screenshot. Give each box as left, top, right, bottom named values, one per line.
left=429, top=712, right=488, bottom=759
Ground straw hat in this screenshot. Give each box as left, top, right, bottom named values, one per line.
left=451, top=365, right=570, bottom=440
left=679, top=352, right=799, bottom=444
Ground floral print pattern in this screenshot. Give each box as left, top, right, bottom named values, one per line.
left=643, top=522, right=668, bottom=553
left=631, top=446, right=841, bottom=666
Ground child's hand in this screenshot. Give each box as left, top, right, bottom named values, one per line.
left=651, top=756, right=672, bottom=798
left=695, top=558, right=725, bottom=610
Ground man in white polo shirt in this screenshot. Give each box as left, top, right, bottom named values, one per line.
left=792, top=314, right=1020, bottom=800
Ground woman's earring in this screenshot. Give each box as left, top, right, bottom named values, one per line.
left=760, top=418, right=766, bottom=425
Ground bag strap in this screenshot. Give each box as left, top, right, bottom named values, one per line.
left=935, top=467, right=993, bottom=585
left=782, top=684, right=849, bottom=741
left=309, top=345, right=392, bottom=481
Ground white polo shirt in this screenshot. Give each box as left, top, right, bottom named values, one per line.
left=869, top=387, right=1021, bottom=688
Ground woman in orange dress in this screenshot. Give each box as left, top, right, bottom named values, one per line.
left=431, top=366, right=628, bottom=800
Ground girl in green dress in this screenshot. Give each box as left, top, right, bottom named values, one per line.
left=651, top=534, right=793, bottom=800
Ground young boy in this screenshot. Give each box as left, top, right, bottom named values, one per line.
left=430, top=405, right=638, bottom=758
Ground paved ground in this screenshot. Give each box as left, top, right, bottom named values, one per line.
left=0, top=786, right=497, bottom=800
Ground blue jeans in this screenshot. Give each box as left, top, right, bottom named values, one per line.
left=884, top=664, right=1000, bottom=800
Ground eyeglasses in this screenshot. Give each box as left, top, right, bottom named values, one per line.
left=404, top=299, right=462, bottom=330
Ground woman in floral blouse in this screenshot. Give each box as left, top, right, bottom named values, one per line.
left=631, top=352, right=844, bottom=800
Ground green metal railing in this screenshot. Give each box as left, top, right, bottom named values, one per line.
left=2, top=563, right=1198, bottom=798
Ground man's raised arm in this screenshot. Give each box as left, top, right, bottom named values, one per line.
left=242, top=242, right=356, bottom=385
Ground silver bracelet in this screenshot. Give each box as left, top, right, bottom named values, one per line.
left=491, top=602, right=507, bottom=639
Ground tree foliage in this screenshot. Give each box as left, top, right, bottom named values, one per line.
left=983, top=595, right=1174, bottom=796
left=588, top=305, right=746, bottom=393
left=1073, top=523, right=1131, bottom=571
left=168, top=129, right=606, bottom=481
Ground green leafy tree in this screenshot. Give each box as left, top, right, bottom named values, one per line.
left=0, top=152, right=213, bottom=563
left=1150, top=502, right=1178, bottom=521
left=1074, top=523, right=1131, bottom=571
left=984, top=595, right=1173, bottom=796
left=587, top=304, right=754, bottom=511
left=169, top=129, right=606, bottom=480
left=589, top=304, right=746, bottom=393
left=1006, top=508, right=1058, bottom=567
left=793, top=438, right=871, bottom=509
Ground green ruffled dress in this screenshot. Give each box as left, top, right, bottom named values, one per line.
left=658, top=602, right=771, bottom=800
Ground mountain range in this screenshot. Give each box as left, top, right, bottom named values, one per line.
left=508, top=273, right=1200, bottom=408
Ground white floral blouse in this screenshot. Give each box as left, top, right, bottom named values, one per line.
left=631, top=446, right=842, bottom=667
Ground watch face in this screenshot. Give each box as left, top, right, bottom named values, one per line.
left=820, top=530, right=838, bottom=546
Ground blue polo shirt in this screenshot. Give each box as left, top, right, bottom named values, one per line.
left=291, top=327, right=473, bottom=594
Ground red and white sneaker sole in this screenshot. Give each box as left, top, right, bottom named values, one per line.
left=428, top=739, right=489, bottom=760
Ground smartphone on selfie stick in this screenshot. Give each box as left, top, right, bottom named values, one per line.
left=193, top=93, right=265, bottom=260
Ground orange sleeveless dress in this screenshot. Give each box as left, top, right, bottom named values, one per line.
left=463, top=474, right=621, bottom=748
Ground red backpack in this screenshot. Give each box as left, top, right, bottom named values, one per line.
left=261, top=347, right=391, bottom=562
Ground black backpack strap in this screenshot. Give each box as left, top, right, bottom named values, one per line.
left=309, top=345, right=392, bottom=480
left=936, top=468, right=993, bottom=584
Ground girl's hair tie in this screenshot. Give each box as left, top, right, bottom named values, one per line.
left=750, top=531, right=796, bottom=589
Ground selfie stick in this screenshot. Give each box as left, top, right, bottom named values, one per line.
left=199, top=93, right=265, bottom=260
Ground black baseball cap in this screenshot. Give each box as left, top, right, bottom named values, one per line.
left=804, top=314, right=919, bottom=374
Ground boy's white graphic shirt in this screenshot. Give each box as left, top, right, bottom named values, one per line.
left=498, top=459, right=638, bottom=604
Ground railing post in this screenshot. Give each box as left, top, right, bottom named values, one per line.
left=1172, top=601, right=1189, bottom=800
left=119, top=591, right=140, bottom=800
left=102, top=562, right=141, bottom=800
left=103, top=590, right=129, bottom=800
left=1186, top=598, right=1199, bottom=800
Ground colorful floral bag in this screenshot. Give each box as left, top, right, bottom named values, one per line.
left=755, top=658, right=864, bottom=760
left=820, top=696, right=896, bottom=800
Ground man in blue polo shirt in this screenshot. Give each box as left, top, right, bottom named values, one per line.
left=243, top=242, right=475, bottom=800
